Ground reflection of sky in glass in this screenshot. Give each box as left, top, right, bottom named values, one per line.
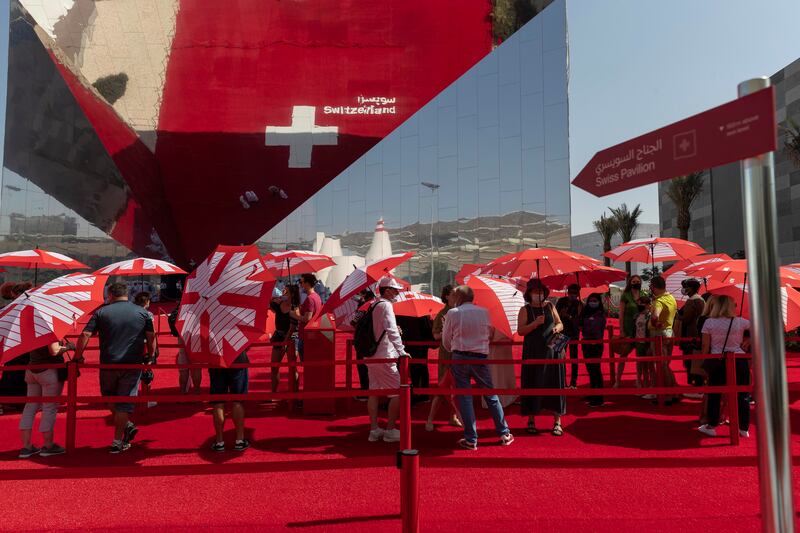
left=261, top=0, right=570, bottom=248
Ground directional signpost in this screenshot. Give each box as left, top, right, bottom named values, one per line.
left=574, top=82, right=794, bottom=533
left=572, top=87, right=776, bottom=196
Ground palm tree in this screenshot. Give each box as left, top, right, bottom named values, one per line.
left=593, top=214, right=618, bottom=267
left=610, top=203, right=643, bottom=275
left=666, top=172, right=705, bottom=241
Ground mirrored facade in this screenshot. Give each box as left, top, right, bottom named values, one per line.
left=259, top=0, right=571, bottom=289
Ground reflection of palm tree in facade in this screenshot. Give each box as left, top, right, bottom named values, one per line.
left=783, top=119, right=800, bottom=168
left=492, top=0, right=547, bottom=43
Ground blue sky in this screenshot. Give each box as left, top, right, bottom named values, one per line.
left=567, top=0, right=800, bottom=235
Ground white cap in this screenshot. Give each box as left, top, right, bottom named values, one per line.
left=378, top=276, right=404, bottom=290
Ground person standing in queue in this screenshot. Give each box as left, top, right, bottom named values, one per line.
left=613, top=275, right=643, bottom=388
left=291, top=274, right=322, bottom=362
left=426, top=285, right=462, bottom=431
left=579, top=293, right=607, bottom=407
left=555, top=284, right=583, bottom=389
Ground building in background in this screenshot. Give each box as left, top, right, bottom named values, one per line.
left=259, top=0, right=571, bottom=290
left=659, top=57, right=800, bottom=263
left=571, top=223, right=660, bottom=277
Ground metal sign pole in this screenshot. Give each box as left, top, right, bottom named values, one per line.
left=738, top=77, right=795, bottom=533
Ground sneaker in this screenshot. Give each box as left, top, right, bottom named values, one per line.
left=382, top=428, right=401, bottom=443
left=147, top=401, right=158, bottom=408
left=458, top=438, right=477, bottom=451
left=368, top=428, right=385, bottom=442
left=19, top=446, right=40, bottom=458
left=40, top=444, right=66, bottom=457
left=739, top=430, right=750, bottom=438
left=499, top=433, right=514, bottom=446
left=425, top=422, right=435, bottom=432
left=109, top=442, right=131, bottom=454
left=122, top=423, right=138, bottom=444
left=698, top=424, right=718, bottom=437
left=682, top=393, right=703, bottom=400
left=234, top=439, right=250, bottom=452
left=588, top=400, right=604, bottom=408
left=641, top=394, right=656, bottom=400
left=211, top=441, right=225, bottom=452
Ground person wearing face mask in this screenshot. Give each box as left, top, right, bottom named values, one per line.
left=555, top=284, right=583, bottom=388
left=350, top=289, right=376, bottom=395
left=518, top=279, right=566, bottom=436
left=579, top=293, right=608, bottom=407
left=270, top=284, right=300, bottom=394
left=613, top=275, right=643, bottom=388
left=677, top=279, right=705, bottom=395
left=649, top=276, right=679, bottom=404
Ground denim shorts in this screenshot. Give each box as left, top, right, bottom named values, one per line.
left=99, top=369, right=142, bottom=413
left=208, top=367, right=249, bottom=402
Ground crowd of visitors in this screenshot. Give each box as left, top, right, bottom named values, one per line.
left=5, top=271, right=755, bottom=458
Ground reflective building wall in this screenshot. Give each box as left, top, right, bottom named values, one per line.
left=260, top=0, right=571, bottom=289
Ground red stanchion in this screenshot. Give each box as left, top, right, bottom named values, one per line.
left=398, top=355, right=418, bottom=533
left=655, top=336, right=665, bottom=407
left=726, top=352, right=741, bottom=446
left=65, top=362, right=78, bottom=453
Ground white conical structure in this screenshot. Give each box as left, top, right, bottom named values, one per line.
left=325, top=256, right=366, bottom=292
left=312, top=232, right=326, bottom=254
left=319, top=236, right=343, bottom=258
left=365, top=218, right=392, bottom=264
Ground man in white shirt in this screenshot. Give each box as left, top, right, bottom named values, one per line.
left=442, top=285, right=513, bottom=450
left=365, top=277, right=408, bottom=443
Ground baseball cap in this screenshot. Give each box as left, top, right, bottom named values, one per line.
left=378, top=276, right=404, bottom=290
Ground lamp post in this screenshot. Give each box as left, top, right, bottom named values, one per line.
left=421, top=182, right=440, bottom=294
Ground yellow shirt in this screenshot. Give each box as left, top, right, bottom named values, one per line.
left=652, top=293, right=677, bottom=331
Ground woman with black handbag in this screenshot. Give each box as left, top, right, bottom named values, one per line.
left=19, top=340, right=72, bottom=458
left=698, top=295, right=751, bottom=438
left=518, top=279, right=566, bottom=436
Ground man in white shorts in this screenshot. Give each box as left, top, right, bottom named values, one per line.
left=366, top=277, right=408, bottom=443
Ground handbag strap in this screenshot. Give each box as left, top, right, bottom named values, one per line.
left=720, top=317, right=735, bottom=355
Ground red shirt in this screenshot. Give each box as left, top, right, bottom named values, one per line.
left=299, top=292, right=322, bottom=335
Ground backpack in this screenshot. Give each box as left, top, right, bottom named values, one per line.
left=353, top=301, right=386, bottom=357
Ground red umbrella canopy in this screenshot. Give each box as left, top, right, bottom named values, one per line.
left=473, top=248, right=600, bottom=280
left=177, top=245, right=276, bottom=367
left=94, top=258, right=187, bottom=276
left=465, top=275, right=525, bottom=339
left=604, top=237, right=705, bottom=264
left=321, top=252, right=414, bottom=315
left=685, top=260, right=800, bottom=287
left=330, top=273, right=411, bottom=330
left=539, top=265, right=625, bottom=290
left=454, top=263, right=485, bottom=284
left=707, top=282, right=800, bottom=332
left=0, top=273, right=107, bottom=363
left=392, top=291, right=444, bottom=318
left=263, top=250, right=336, bottom=277
left=0, top=249, right=88, bottom=270
left=663, top=253, right=731, bottom=304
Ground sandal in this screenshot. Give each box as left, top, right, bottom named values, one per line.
left=526, top=420, right=538, bottom=434
left=552, top=423, right=563, bottom=437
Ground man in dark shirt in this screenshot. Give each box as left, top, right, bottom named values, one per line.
left=74, top=282, right=155, bottom=453
left=555, top=284, right=583, bottom=388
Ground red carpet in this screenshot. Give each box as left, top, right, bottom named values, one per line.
left=2, top=322, right=799, bottom=531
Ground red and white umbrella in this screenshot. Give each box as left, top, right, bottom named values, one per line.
left=465, top=275, right=525, bottom=339
left=0, top=273, right=107, bottom=363
left=551, top=286, right=610, bottom=300
left=177, top=245, right=276, bottom=367
left=392, top=291, right=444, bottom=318
left=539, top=265, right=625, bottom=290
left=0, top=249, right=89, bottom=285
left=331, top=273, right=411, bottom=330
left=94, top=258, right=187, bottom=276
left=321, top=252, right=414, bottom=316
left=707, top=282, right=800, bottom=332
left=604, top=237, right=705, bottom=267
left=663, top=253, right=731, bottom=304
left=473, top=248, right=600, bottom=280
left=685, top=259, right=800, bottom=287
left=454, top=263, right=485, bottom=284
left=263, top=250, right=336, bottom=277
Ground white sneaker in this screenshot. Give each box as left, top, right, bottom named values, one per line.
left=641, top=394, right=656, bottom=400
left=698, top=424, right=718, bottom=437
left=368, top=428, right=385, bottom=442
left=682, top=393, right=703, bottom=400
left=382, top=428, right=401, bottom=443
left=739, top=430, right=750, bottom=438
left=147, top=401, right=158, bottom=408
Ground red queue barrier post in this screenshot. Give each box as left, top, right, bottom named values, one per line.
left=606, top=326, right=616, bottom=386
left=302, top=315, right=337, bottom=416
left=726, top=352, right=741, bottom=446
left=398, top=355, right=419, bottom=533
left=65, top=362, right=78, bottom=453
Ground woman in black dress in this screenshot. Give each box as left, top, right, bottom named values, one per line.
left=517, top=279, right=566, bottom=436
